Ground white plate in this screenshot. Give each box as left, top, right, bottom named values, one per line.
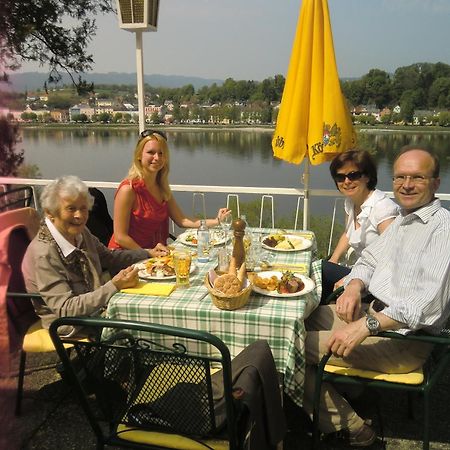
left=178, top=229, right=228, bottom=247
left=136, top=260, right=197, bottom=281
left=251, top=271, right=315, bottom=298
left=261, top=234, right=312, bottom=252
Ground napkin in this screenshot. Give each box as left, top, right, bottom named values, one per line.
left=121, top=281, right=175, bottom=296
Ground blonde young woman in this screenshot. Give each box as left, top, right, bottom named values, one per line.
left=109, top=130, right=230, bottom=250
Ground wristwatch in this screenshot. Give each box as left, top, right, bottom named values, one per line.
left=365, top=313, right=380, bottom=335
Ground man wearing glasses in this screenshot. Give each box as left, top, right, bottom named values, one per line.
left=303, top=146, right=450, bottom=446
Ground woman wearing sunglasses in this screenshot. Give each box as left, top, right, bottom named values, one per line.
left=321, top=149, right=399, bottom=302
left=108, top=130, right=230, bottom=251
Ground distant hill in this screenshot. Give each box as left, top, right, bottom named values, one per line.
left=8, top=72, right=224, bottom=91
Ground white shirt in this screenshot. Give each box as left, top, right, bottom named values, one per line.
left=344, top=189, right=399, bottom=258
left=347, top=199, right=450, bottom=334
left=45, top=217, right=83, bottom=257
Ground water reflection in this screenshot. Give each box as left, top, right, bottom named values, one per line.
left=19, top=127, right=449, bottom=218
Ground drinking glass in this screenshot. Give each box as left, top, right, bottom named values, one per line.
left=173, top=249, right=192, bottom=288
left=220, top=214, right=232, bottom=249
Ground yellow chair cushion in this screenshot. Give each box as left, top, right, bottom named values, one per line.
left=23, top=320, right=81, bottom=353
left=23, top=320, right=56, bottom=353
left=324, top=364, right=424, bottom=385
left=116, top=424, right=228, bottom=450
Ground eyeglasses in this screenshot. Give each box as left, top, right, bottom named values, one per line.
left=333, top=171, right=364, bottom=183
left=392, top=175, right=434, bottom=185
left=139, top=129, right=167, bottom=141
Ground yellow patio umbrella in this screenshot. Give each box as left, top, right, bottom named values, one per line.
left=272, top=0, right=356, bottom=229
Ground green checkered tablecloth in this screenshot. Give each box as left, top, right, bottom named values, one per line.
left=105, top=228, right=322, bottom=407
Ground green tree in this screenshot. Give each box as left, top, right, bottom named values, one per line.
left=98, top=112, right=111, bottom=123
left=428, top=77, right=450, bottom=108
left=20, top=111, right=37, bottom=121
left=361, top=69, right=392, bottom=108
left=0, top=0, right=113, bottom=93
left=71, top=113, right=88, bottom=122
left=150, top=111, right=160, bottom=124
left=113, top=112, right=123, bottom=123
left=438, top=111, right=449, bottom=127
left=0, top=118, right=24, bottom=176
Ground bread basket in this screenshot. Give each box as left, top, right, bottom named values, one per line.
left=204, top=273, right=252, bottom=311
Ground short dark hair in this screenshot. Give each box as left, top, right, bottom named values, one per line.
left=394, top=145, right=440, bottom=178
left=329, top=149, right=378, bottom=190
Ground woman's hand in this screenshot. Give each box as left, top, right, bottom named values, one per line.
left=216, top=208, right=231, bottom=224
left=147, top=243, right=169, bottom=258
left=112, top=266, right=139, bottom=290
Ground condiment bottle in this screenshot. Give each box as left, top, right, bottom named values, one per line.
left=231, top=217, right=246, bottom=268
left=197, top=220, right=210, bottom=263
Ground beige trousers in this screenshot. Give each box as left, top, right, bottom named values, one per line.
left=302, top=304, right=433, bottom=434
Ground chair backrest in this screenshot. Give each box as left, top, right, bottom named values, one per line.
left=86, top=187, right=114, bottom=246
left=0, top=186, right=34, bottom=212
left=50, top=317, right=240, bottom=449
left=0, top=224, right=40, bottom=375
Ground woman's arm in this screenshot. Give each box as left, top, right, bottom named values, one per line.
left=168, top=196, right=229, bottom=229
left=112, top=184, right=142, bottom=250
left=377, top=217, right=395, bottom=234
left=328, top=232, right=350, bottom=263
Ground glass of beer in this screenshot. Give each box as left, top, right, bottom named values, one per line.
left=173, top=249, right=192, bottom=288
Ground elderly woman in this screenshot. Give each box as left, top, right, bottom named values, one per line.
left=322, top=150, right=399, bottom=301
left=22, top=176, right=167, bottom=336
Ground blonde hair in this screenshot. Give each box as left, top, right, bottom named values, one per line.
left=126, top=133, right=172, bottom=201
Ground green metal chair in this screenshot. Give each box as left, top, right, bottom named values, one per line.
left=311, top=291, right=450, bottom=450
left=49, top=316, right=244, bottom=450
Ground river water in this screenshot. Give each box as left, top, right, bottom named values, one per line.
left=20, top=127, right=449, bottom=221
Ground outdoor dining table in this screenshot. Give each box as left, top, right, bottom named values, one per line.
left=105, top=228, right=322, bottom=407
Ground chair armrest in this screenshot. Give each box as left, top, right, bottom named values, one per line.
left=7, top=291, right=43, bottom=300
left=322, top=286, right=344, bottom=304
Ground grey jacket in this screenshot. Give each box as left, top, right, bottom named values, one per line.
left=22, top=226, right=148, bottom=336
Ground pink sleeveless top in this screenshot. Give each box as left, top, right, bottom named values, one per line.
left=108, top=179, right=169, bottom=249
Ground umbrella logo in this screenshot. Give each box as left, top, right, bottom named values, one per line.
left=322, top=122, right=342, bottom=149
left=274, top=135, right=285, bottom=150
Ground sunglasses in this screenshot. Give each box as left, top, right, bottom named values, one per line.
left=333, top=171, right=364, bottom=183
left=139, top=129, right=167, bottom=141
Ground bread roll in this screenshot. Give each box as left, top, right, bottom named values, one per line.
left=214, top=273, right=241, bottom=295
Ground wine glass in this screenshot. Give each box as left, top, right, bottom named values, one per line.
left=219, top=214, right=232, bottom=249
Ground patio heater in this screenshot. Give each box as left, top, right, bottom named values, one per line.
left=116, top=0, right=160, bottom=133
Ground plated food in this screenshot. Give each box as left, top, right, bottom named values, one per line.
left=261, top=233, right=312, bottom=252
left=136, top=255, right=196, bottom=280
left=178, top=229, right=228, bottom=247
left=252, top=271, right=315, bottom=298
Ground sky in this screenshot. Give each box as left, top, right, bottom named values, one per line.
left=18, top=0, right=450, bottom=81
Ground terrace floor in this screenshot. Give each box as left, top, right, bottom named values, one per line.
left=1, top=352, right=450, bottom=450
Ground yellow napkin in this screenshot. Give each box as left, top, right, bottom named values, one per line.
left=121, top=281, right=175, bottom=296
left=270, top=263, right=309, bottom=274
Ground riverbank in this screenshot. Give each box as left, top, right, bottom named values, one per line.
left=17, top=122, right=450, bottom=134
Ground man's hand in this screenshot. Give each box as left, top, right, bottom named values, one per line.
left=147, top=243, right=169, bottom=258
left=112, top=266, right=139, bottom=290
left=327, top=318, right=370, bottom=358
left=335, top=279, right=364, bottom=323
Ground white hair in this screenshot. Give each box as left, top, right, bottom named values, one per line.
left=40, top=175, right=94, bottom=215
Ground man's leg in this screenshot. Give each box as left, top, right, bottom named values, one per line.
left=303, top=304, right=433, bottom=435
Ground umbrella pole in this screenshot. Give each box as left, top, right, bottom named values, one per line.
left=303, top=157, right=310, bottom=230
